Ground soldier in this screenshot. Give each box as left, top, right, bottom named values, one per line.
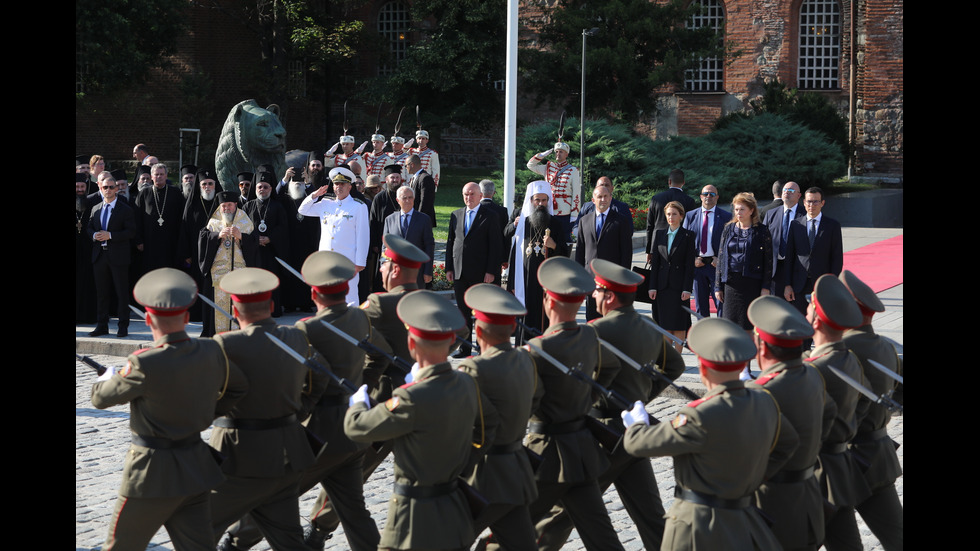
left=526, top=141, right=581, bottom=243
left=458, top=284, right=538, bottom=550
left=344, top=290, right=481, bottom=551
left=409, top=128, right=440, bottom=189
left=805, top=274, right=873, bottom=550
left=388, top=134, right=411, bottom=181
left=91, top=268, right=247, bottom=551
left=839, top=270, right=903, bottom=550
left=535, top=259, right=686, bottom=550
left=363, top=132, right=390, bottom=179
left=747, top=295, right=837, bottom=551
left=208, top=268, right=329, bottom=550
left=512, top=256, right=626, bottom=551
left=622, top=316, right=797, bottom=551
left=325, top=134, right=364, bottom=182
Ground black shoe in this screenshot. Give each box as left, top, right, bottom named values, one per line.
left=89, top=327, right=108, bottom=337
left=451, top=348, right=472, bottom=359
left=117, top=327, right=128, bottom=338
left=303, top=524, right=332, bottom=550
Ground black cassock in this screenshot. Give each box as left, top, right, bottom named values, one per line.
left=244, top=197, right=290, bottom=316
left=505, top=213, right=569, bottom=343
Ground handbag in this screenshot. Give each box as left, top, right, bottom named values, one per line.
left=632, top=262, right=653, bottom=303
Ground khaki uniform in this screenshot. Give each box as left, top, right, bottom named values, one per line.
left=750, top=358, right=837, bottom=551
left=91, top=331, right=247, bottom=551
left=345, top=362, right=480, bottom=550
left=623, top=380, right=798, bottom=551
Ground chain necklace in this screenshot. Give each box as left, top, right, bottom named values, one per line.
left=152, top=185, right=169, bottom=226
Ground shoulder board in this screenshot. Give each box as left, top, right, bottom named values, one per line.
left=299, top=316, right=313, bottom=322
left=399, top=381, right=419, bottom=389
left=685, top=392, right=720, bottom=409
left=353, top=198, right=365, bottom=206
left=132, top=347, right=152, bottom=356
left=754, top=371, right=782, bottom=386
left=805, top=351, right=831, bottom=363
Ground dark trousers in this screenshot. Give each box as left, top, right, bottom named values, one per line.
left=453, top=277, right=480, bottom=354
left=692, top=261, right=722, bottom=318
left=93, top=254, right=130, bottom=331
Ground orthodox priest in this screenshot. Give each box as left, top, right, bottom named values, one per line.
left=244, top=172, right=290, bottom=317
left=279, top=165, right=321, bottom=312
left=197, top=190, right=258, bottom=335
left=178, top=168, right=222, bottom=324
left=505, top=180, right=570, bottom=343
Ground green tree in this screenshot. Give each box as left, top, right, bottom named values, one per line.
left=521, top=0, right=729, bottom=122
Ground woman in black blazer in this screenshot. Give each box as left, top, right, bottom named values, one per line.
left=714, top=192, right=773, bottom=333
left=648, top=200, right=696, bottom=351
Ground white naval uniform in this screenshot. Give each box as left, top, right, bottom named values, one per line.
left=526, top=156, right=582, bottom=219
left=298, top=194, right=370, bottom=305
left=410, top=147, right=440, bottom=188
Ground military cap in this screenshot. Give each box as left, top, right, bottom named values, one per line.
left=390, top=135, right=406, bottom=144
left=75, top=155, right=89, bottom=166
left=329, top=166, right=356, bottom=185
left=216, top=190, right=239, bottom=204
left=415, top=129, right=430, bottom=139
left=133, top=268, right=198, bottom=316
left=397, top=290, right=465, bottom=342
left=687, top=317, right=756, bottom=372
left=748, top=295, right=814, bottom=347
left=219, top=267, right=279, bottom=303
left=340, top=135, right=356, bottom=144
left=76, top=173, right=88, bottom=183
left=302, top=251, right=355, bottom=296
left=839, top=269, right=885, bottom=316
left=237, top=171, right=254, bottom=183
left=180, top=164, right=197, bottom=177
left=196, top=167, right=217, bottom=182
left=371, top=133, right=385, bottom=142
left=136, top=165, right=152, bottom=177
left=383, top=164, right=402, bottom=177
left=811, top=274, right=862, bottom=331
left=110, top=168, right=127, bottom=182
left=537, top=256, right=593, bottom=303
left=591, top=258, right=644, bottom=294
left=554, top=142, right=570, bottom=153
left=256, top=171, right=275, bottom=184
left=382, top=234, right=429, bottom=269
left=465, top=283, right=526, bottom=325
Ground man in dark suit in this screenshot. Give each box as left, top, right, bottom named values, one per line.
left=576, top=185, right=633, bottom=320
left=446, top=182, right=503, bottom=357
left=404, top=154, right=436, bottom=228
left=645, top=169, right=696, bottom=257
left=479, top=179, right=510, bottom=284
left=383, top=186, right=435, bottom=288
left=763, top=180, right=805, bottom=294
left=758, top=179, right=787, bottom=217
left=574, top=176, right=633, bottom=235
left=683, top=184, right=732, bottom=318
left=87, top=172, right=137, bottom=337
left=784, top=186, right=844, bottom=315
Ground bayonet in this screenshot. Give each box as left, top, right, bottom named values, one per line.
left=826, top=364, right=903, bottom=413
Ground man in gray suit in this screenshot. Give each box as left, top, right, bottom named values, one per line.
left=383, top=186, right=434, bottom=288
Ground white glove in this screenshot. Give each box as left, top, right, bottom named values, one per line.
left=96, top=365, right=117, bottom=382
left=404, top=138, right=415, bottom=149
left=356, top=141, right=369, bottom=154
left=621, top=400, right=650, bottom=428
left=538, top=149, right=554, bottom=159
left=403, top=362, right=421, bottom=385
left=326, top=142, right=340, bottom=156
left=348, top=384, right=370, bottom=408
left=739, top=366, right=753, bottom=381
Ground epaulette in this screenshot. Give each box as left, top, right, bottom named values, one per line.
left=353, top=198, right=366, bottom=206
left=754, top=371, right=783, bottom=386
left=685, top=392, right=721, bottom=409
left=805, top=351, right=831, bottom=363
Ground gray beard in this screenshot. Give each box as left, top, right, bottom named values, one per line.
left=201, top=189, right=216, bottom=201
left=288, top=182, right=306, bottom=200
left=221, top=211, right=235, bottom=225
left=182, top=181, right=194, bottom=198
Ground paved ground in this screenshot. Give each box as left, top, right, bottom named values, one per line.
left=75, top=228, right=902, bottom=551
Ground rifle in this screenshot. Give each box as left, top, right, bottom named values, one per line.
left=76, top=353, right=107, bottom=376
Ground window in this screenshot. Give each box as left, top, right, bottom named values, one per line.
left=287, top=59, right=306, bottom=98
left=798, top=0, right=841, bottom=89
left=685, top=0, right=725, bottom=92
left=378, top=2, right=411, bottom=76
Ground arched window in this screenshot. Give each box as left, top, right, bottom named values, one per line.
left=685, top=0, right=725, bottom=92
left=798, top=0, right=841, bottom=89
left=378, top=1, right=411, bottom=76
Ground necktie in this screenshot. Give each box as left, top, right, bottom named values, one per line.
left=808, top=219, right=817, bottom=247
left=465, top=210, right=474, bottom=235
left=780, top=208, right=791, bottom=257
left=700, top=210, right=710, bottom=254
left=401, top=213, right=409, bottom=237
left=101, top=204, right=110, bottom=231
left=596, top=213, right=605, bottom=236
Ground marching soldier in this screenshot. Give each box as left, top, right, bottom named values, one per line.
left=747, top=295, right=837, bottom=551
left=535, top=259, right=686, bottom=550
left=459, top=284, right=538, bottom=550
left=805, top=274, right=873, bottom=550
left=526, top=141, right=581, bottom=243
left=839, top=270, right=904, bottom=550
left=91, top=268, right=247, bottom=551
left=344, top=290, right=481, bottom=551
left=622, top=316, right=797, bottom=551
left=208, top=268, right=329, bottom=550
left=409, top=128, right=440, bottom=189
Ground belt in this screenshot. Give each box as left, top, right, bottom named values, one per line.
left=213, top=413, right=298, bottom=430
left=131, top=433, right=201, bottom=450
left=675, top=486, right=752, bottom=509
left=768, top=465, right=815, bottom=484
left=821, top=442, right=849, bottom=454
left=488, top=441, right=523, bottom=455
left=527, top=418, right=585, bottom=435
left=393, top=480, right=458, bottom=499
left=852, top=427, right=888, bottom=444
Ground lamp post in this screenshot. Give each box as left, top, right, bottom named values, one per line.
left=580, top=27, right=598, bottom=193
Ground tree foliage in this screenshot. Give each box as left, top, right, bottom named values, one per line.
left=521, top=0, right=728, bottom=122
left=76, top=0, right=187, bottom=97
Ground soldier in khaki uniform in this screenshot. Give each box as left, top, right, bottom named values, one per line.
left=535, top=259, right=686, bottom=550
left=747, top=295, right=837, bottom=551
left=840, top=270, right=903, bottom=550
left=208, top=268, right=330, bottom=550
left=459, top=284, right=538, bottom=550
left=91, top=268, right=247, bottom=551
left=516, top=256, right=626, bottom=551
left=805, top=274, right=872, bottom=550
left=344, top=290, right=481, bottom=550
left=622, top=316, right=797, bottom=551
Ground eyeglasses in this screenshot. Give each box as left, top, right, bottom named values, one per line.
left=803, top=200, right=823, bottom=205
left=101, top=185, right=117, bottom=190
left=700, top=192, right=717, bottom=197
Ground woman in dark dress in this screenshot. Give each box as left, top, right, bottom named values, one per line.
left=648, top=201, right=696, bottom=352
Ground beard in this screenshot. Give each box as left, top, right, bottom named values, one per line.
left=182, top=181, right=194, bottom=198
left=201, top=189, right=216, bottom=201
left=529, top=205, right=551, bottom=233
left=221, top=210, right=235, bottom=226
left=288, top=182, right=307, bottom=201
left=76, top=196, right=88, bottom=213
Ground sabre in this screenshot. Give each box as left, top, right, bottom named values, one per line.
left=825, top=364, right=903, bottom=414
left=415, top=104, right=421, bottom=132
left=342, top=99, right=349, bottom=137
left=275, top=256, right=306, bottom=284
left=525, top=341, right=632, bottom=412
left=867, top=358, right=904, bottom=385
left=197, top=293, right=238, bottom=329
left=594, top=335, right=700, bottom=401
left=75, top=353, right=107, bottom=376
left=557, top=110, right=566, bottom=143
left=393, top=106, right=405, bottom=139
left=639, top=316, right=688, bottom=349
left=129, top=304, right=146, bottom=320
left=374, top=102, right=383, bottom=136
left=682, top=305, right=704, bottom=320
